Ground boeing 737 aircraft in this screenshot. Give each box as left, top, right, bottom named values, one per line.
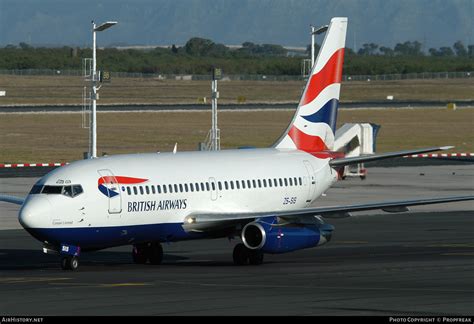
left=1, top=17, right=472, bottom=271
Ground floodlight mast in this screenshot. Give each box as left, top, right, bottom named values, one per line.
left=310, top=24, right=329, bottom=68
left=90, top=20, right=117, bottom=159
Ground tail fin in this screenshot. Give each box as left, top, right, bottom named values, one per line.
left=274, top=17, right=347, bottom=152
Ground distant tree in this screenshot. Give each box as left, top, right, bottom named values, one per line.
left=357, top=43, right=379, bottom=56
left=428, top=48, right=439, bottom=56
left=394, top=41, right=423, bottom=56
left=438, top=46, right=455, bottom=57
left=379, top=46, right=394, bottom=56
left=468, top=45, right=474, bottom=58
left=171, top=44, right=178, bottom=54
left=185, top=37, right=215, bottom=56
left=19, top=42, right=32, bottom=50
left=453, top=41, right=467, bottom=57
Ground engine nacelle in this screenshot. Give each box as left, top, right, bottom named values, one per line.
left=242, top=219, right=333, bottom=254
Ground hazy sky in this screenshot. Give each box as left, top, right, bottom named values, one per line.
left=0, top=0, right=472, bottom=50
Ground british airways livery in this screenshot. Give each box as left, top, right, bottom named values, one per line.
left=1, top=17, right=473, bottom=271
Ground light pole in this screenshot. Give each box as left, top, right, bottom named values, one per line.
left=310, top=24, right=329, bottom=68
left=90, top=20, right=117, bottom=158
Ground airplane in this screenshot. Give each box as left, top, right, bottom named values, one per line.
left=1, top=17, right=472, bottom=271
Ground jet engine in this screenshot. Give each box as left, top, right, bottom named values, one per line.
left=241, top=218, right=334, bottom=254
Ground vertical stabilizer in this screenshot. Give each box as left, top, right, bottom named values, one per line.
left=274, top=17, right=347, bottom=152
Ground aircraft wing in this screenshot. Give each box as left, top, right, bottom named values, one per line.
left=182, top=195, right=474, bottom=233
left=0, top=194, right=25, bottom=206
left=329, top=146, right=453, bottom=167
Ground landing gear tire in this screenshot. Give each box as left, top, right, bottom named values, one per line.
left=148, top=242, right=163, bottom=265
left=61, top=256, right=79, bottom=271
left=249, top=250, right=264, bottom=265
left=233, top=243, right=250, bottom=265
left=132, top=244, right=148, bottom=264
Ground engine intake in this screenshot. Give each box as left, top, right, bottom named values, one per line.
left=242, top=219, right=331, bottom=254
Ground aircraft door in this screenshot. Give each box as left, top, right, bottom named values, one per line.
left=97, top=169, right=122, bottom=214
left=209, top=177, right=218, bottom=201
left=303, top=161, right=317, bottom=203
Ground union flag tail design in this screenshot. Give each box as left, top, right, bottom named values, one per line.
left=274, top=17, right=347, bottom=153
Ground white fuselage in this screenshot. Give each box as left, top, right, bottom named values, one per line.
left=19, top=148, right=337, bottom=249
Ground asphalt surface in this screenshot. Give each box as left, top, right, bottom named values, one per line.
left=0, top=165, right=473, bottom=316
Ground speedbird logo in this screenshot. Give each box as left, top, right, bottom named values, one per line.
left=98, top=176, right=148, bottom=198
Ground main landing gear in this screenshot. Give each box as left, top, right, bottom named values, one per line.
left=233, top=243, right=264, bottom=266
left=132, top=242, right=163, bottom=265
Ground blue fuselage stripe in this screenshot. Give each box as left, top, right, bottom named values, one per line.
left=25, top=223, right=202, bottom=251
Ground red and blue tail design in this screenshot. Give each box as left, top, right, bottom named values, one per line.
left=274, top=17, right=347, bottom=153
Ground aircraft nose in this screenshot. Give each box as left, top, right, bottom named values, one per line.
left=19, top=196, right=52, bottom=229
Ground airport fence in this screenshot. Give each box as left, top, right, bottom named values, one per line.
left=0, top=69, right=472, bottom=82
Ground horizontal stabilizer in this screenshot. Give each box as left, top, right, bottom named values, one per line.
left=329, top=146, right=453, bottom=167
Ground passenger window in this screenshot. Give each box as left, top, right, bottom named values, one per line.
left=126, top=187, right=131, bottom=195
left=252, top=180, right=256, bottom=188
left=151, top=186, right=155, bottom=194
left=294, top=177, right=298, bottom=185
left=62, top=186, right=73, bottom=197
left=263, top=179, right=267, bottom=187
left=218, top=182, right=222, bottom=190
left=163, top=185, right=167, bottom=194
left=211, top=182, right=216, bottom=190
left=205, top=182, right=210, bottom=191
left=289, top=178, right=293, bottom=186
left=157, top=185, right=161, bottom=194
left=133, top=186, right=138, bottom=195
left=179, top=184, right=183, bottom=192
left=169, top=184, right=173, bottom=193
left=279, top=179, right=283, bottom=186
left=268, top=179, right=272, bottom=187
left=145, top=186, right=150, bottom=194
left=241, top=180, right=246, bottom=189
left=299, top=177, right=302, bottom=185
left=236, top=181, right=240, bottom=189
left=139, top=186, right=144, bottom=195
left=195, top=183, right=200, bottom=192
left=174, top=184, right=178, bottom=193
left=274, top=178, right=278, bottom=187
left=284, top=178, right=288, bottom=187
left=247, top=180, right=251, bottom=188
left=200, top=183, right=205, bottom=191
left=224, top=181, right=228, bottom=190
left=230, top=181, right=234, bottom=190
left=257, top=179, right=261, bottom=188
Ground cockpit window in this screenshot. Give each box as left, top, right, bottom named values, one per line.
left=42, top=185, right=63, bottom=194
left=62, top=186, right=73, bottom=197
left=29, top=185, right=43, bottom=194
left=29, top=184, right=84, bottom=198
left=72, top=185, right=83, bottom=197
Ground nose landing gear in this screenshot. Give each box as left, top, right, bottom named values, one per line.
left=58, top=244, right=81, bottom=271
left=61, top=256, right=79, bottom=271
